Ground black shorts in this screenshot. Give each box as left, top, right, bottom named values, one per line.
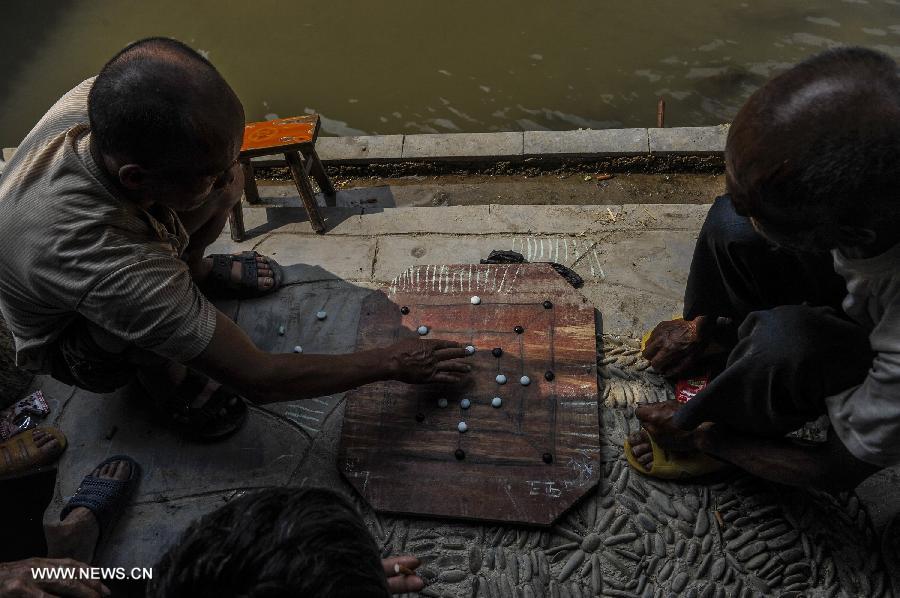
left=48, top=317, right=165, bottom=393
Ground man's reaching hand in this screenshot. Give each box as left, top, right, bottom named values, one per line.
left=387, top=339, right=471, bottom=385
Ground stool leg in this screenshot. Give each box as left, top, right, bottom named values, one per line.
left=228, top=199, right=246, bottom=242
left=285, top=151, right=326, bottom=233
left=241, top=160, right=260, bottom=204
left=309, top=148, right=336, bottom=196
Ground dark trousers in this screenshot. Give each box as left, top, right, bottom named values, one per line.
left=672, top=196, right=873, bottom=436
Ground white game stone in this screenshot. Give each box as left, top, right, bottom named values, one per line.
left=438, top=398, right=449, bottom=408
left=293, top=346, right=303, bottom=353
left=496, top=374, right=507, bottom=385
left=417, top=325, right=429, bottom=336
left=492, top=397, right=502, bottom=408
left=316, top=311, right=327, bottom=321
left=470, top=295, right=481, bottom=305
left=457, top=421, right=468, bottom=433
left=460, top=398, right=471, bottom=409
left=520, top=375, right=531, bottom=386
left=465, top=345, right=476, bottom=355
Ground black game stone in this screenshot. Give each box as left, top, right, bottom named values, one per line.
left=400, top=306, right=410, bottom=315
left=544, top=371, right=555, bottom=381
left=542, top=452, right=553, bottom=464
left=514, top=326, right=524, bottom=334
left=543, top=300, right=553, bottom=309
left=454, top=449, right=466, bottom=460
left=492, top=347, right=503, bottom=358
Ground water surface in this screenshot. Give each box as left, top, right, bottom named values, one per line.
left=1, top=0, right=898, bottom=145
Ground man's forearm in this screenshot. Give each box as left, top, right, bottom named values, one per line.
left=191, top=311, right=396, bottom=404
left=248, top=349, right=391, bottom=404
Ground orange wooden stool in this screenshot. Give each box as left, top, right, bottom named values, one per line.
left=229, top=115, right=335, bottom=240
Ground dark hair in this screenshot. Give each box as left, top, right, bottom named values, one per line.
left=88, top=37, right=243, bottom=169
left=148, top=487, right=390, bottom=598
left=726, top=47, right=900, bottom=230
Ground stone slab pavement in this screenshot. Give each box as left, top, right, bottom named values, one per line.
left=40, top=202, right=898, bottom=597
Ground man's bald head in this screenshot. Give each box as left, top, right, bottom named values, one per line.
left=726, top=47, right=900, bottom=242
left=88, top=37, right=244, bottom=173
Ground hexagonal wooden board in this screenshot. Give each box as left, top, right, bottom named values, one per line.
left=339, top=263, right=601, bottom=526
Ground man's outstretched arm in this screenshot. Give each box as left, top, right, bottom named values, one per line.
left=188, top=310, right=471, bottom=404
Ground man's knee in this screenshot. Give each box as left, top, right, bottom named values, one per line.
left=698, top=194, right=766, bottom=252
left=208, top=185, right=242, bottom=213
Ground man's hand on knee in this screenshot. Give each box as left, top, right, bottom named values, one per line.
left=642, top=316, right=732, bottom=377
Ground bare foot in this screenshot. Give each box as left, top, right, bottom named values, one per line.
left=192, top=253, right=275, bottom=290
left=628, top=400, right=699, bottom=472
left=45, top=458, right=132, bottom=564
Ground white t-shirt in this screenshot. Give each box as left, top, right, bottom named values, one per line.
left=825, top=243, right=900, bottom=467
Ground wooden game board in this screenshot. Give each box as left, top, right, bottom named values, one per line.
left=338, top=263, right=601, bottom=526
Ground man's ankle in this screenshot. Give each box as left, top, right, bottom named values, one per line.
left=692, top=422, right=720, bottom=453
left=61, top=506, right=97, bottom=527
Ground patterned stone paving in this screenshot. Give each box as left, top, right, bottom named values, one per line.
left=354, top=335, right=892, bottom=598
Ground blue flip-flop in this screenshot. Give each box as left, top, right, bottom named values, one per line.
left=60, top=455, right=141, bottom=536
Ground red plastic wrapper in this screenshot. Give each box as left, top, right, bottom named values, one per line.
left=675, top=374, right=710, bottom=404
left=0, top=389, right=50, bottom=440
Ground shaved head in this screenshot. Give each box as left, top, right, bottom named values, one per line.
left=88, top=37, right=244, bottom=172
left=726, top=47, right=900, bottom=237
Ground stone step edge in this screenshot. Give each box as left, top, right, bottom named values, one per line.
left=2, top=125, right=728, bottom=170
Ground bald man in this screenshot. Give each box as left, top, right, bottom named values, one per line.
left=0, top=38, right=471, bottom=441
left=627, top=47, right=900, bottom=490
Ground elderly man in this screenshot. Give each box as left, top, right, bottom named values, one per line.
left=627, top=47, right=900, bottom=490
left=0, top=37, right=471, bottom=452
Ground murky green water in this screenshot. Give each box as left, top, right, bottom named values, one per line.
left=1, top=1, right=898, bottom=145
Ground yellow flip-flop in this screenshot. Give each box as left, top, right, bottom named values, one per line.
left=624, top=431, right=727, bottom=480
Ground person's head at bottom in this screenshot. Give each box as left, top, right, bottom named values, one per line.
left=149, top=487, right=391, bottom=598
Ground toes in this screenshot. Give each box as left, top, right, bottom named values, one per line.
left=93, top=459, right=132, bottom=480
left=631, top=442, right=652, bottom=459
left=112, top=460, right=131, bottom=480
left=638, top=453, right=653, bottom=470
left=34, top=434, right=54, bottom=448
left=627, top=431, right=645, bottom=445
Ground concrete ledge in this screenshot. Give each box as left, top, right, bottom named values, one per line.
left=524, top=128, right=648, bottom=157
left=649, top=125, right=728, bottom=155
left=3, top=126, right=729, bottom=170
left=315, top=134, right=404, bottom=163
left=401, top=132, right=523, bottom=161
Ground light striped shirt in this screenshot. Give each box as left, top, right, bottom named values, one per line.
left=0, top=78, right=216, bottom=372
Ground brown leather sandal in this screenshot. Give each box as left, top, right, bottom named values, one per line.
left=0, top=426, right=67, bottom=480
